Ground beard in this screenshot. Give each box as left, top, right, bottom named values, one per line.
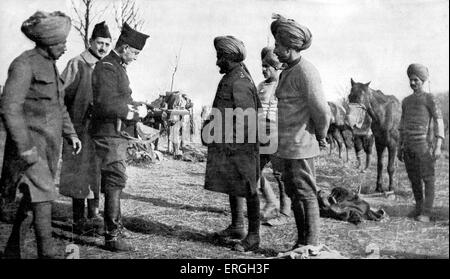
left=217, top=61, right=231, bottom=74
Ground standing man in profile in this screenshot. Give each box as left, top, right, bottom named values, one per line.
left=398, top=63, right=445, bottom=223
left=59, top=21, right=112, bottom=236
left=90, top=23, right=149, bottom=252
left=1, top=11, right=81, bottom=258
left=204, top=36, right=261, bottom=252
left=271, top=14, right=330, bottom=250
left=257, top=46, right=291, bottom=223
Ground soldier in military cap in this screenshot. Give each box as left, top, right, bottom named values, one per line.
left=59, top=21, right=112, bottom=236
left=203, top=35, right=261, bottom=252
left=1, top=11, right=81, bottom=258
left=90, top=22, right=149, bottom=251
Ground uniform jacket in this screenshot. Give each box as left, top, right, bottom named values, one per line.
left=204, top=64, right=261, bottom=197
left=0, top=48, right=77, bottom=202
left=90, top=50, right=139, bottom=139
left=275, top=57, right=330, bottom=159
left=59, top=49, right=100, bottom=199
left=400, top=92, right=445, bottom=149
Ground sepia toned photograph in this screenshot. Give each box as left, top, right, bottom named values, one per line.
left=0, top=0, right=448, bottom=264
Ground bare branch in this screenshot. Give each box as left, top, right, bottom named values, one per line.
left=114, top=0, right=145, bottom=31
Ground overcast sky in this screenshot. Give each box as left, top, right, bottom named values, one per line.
left=1, top=0, right=448, bottom=111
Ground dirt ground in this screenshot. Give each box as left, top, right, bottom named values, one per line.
left=0, top=143, right=448, bottom=259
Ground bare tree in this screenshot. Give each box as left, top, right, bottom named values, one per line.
left=170, top=50, right=181, bottom=92
left=71, top=0, right=110, bottom=49
left=114, top=0, right=145, bottom=31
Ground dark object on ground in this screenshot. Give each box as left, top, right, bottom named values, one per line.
left=318, top=187, right=386, bottom=225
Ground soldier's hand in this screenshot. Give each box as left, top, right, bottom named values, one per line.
left=69, top=136, right=82, bottom=155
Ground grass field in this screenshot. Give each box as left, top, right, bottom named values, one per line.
left=0, top=144, right=448, bottom=259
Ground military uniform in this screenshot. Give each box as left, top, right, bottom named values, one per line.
left=399, top=91, right=445, bottom=217
left=60, top=50, right=101, bottom=200
left=90, top=50, right=140, bottom=189
left=0, top=47, right=77, bottom=258
left=89, top=22, right=149, bottom=252
left=1, top=48, right=77, bottom=203
left=204, top=64, right=260, bottom=197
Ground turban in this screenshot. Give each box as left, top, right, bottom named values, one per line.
left=21, top=11, right=71, bottom=46
left=92, top=21, right=111, bottom=39
left=214, top=36, right=246, bottom=62
left=407, top=63, right=429, bottom=82
left=261, top=46, right=282, bottom=70
left=118, top=23, right=149, bottom=50
left=270, top=13, right=312, bottom=51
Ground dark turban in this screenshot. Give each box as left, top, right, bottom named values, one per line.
left=407, top=63, right=429, bottom=82
left=270, top=13, right=312, bottom=51
left=21, top=11, right=71, bottom=46
left=92, top=21, right=111, bottom=39
left=261, top=46, right=282, bottom=70
left=214, top=36, right=246, bottom=62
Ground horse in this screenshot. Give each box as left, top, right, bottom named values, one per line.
left=327, top=101, right=353, bottom=162
left=347, top=78, right=401, bottom=193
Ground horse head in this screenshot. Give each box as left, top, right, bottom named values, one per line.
left=346, top=78, right=375, bottom=128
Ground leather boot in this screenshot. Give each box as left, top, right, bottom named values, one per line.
left=355, top=151, right=362, bottom=170
left=72, top=198, right=91, bottom=235
left=104, top=188, right=135, bottom=252
left=418, top=177, right=435, bottom=222
left=234, top=194, right=260, bottom=252
left=364, top=154, right=371, bottom=171
left=215, top=195, right=245, bottom=239
left=409, top=181, right=424, bottom=218
left=303, top=198, right=320, bottom=246
left=33, top=202, right=57, bottom=259
left=87, top=198, right=104, bottom=235
left=117, top=202, right=131, bottom=238
left=260, top=175, right=278, bottom=220
left=3, top=197, right=33, bottom=259
left=277, top=178, right=291, bottom=217
left=291, top=196, right=306, bottom=247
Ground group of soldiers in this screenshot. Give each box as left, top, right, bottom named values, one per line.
left=0, top=9, right=445, bottom=259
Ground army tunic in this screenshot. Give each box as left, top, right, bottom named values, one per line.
left=59, top=50, right=101, bottom=199
left=204, top=64, right=260, bottom=197
left=0, top=48, right=77, bottom=202
left=90, top=50, right=139, bottom=189
left=400, top=92, right=445, bottom=182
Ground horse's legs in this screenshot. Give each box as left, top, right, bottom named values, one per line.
left=364, top=134, right=374, bottom=171
left=375, top=142, right=385, bottom=192
left=341, top=130, right=350, bottom=163
left=387, top=144, right=397, bottom=192
left=333, top=129, right=343, bottom=160
left=327, top=134, right=333, bottom=155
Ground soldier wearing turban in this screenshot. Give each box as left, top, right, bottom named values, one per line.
left=271, top=13, right=312, bottom=52
left=204, top=35, right=261, bottom=252
left=399, top=63, right=445, bottom=223
left=59, top=21, right=112, bottom=236
left=1, top=11, right=80, bottom=258
left=407, top=63, right=429, bottom=82
left=271, top=14, right=330, bottom=249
